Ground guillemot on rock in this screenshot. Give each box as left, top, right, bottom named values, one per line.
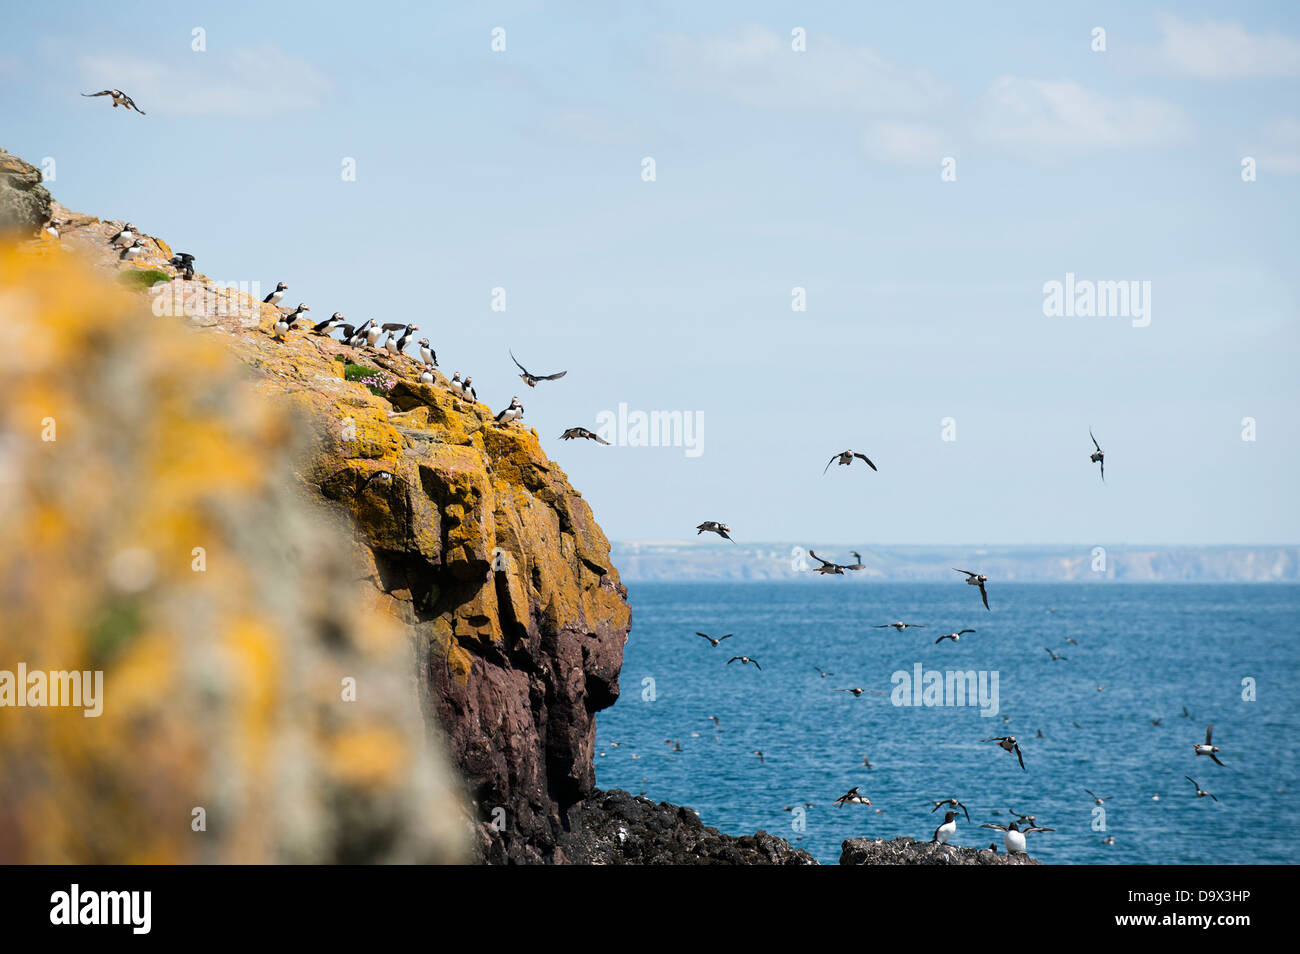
left=980, top=821, right=1053, bottom=854
left=932, top=811, right=959, bottom=844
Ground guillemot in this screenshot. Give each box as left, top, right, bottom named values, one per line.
left=510, top=349, right=567, bottom=387
left=726, top=655, right=761, bottom=670
left=1089, top=429, right=1105, bottom=482
left=980, top=821, right=1053, bottom=854
left=833, top=786, right=871, bottom=807
left=932, top=811, right=959, bottom=844
left=494, top=396, right=523, bottom=426
left=263, top=281, right=288, bottom=305
left=823, top=449, right=877, bottom=474
left=981, top=735, right=1026, bottom=771
left=109, top=223, right=136, bottom=246
left=695, top=632, right=733, bottom=647
left=559, top=427, right=610, bottom=444
left=1194, top=724, right=1225, bottom=766
left=696, top=521, right=734, bottom=542
left=954, top=568, right=990, bottom=610
left=82, top=89, right=146, bottom=114
left=935, top=629, right=976, bottom=643
left=874, top=621, right=927, bottom=632
left=929, top=798, right=970, bottom=822
left=1185, top=776, right=1218, bottom=801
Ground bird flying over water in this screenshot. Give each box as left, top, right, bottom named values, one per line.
left=82, top=89, right=145, bottom=114
left=1084, top=789, right=1110, bottom=805
left=982, top=735, right=1026, bottom=771
left=559, top=427, right=609, bottom=444
left=1185, top=776, right=1218, bottom=801
left=695, top=632, right=732, bottom=647
left=813, top=667, right=833, bottom=678
left=833, top=786, right=871, bottom=807
left=874, top=621, right=927, bottom=632
left=1089, top=429, right=1105, bottom=482
left=929, top=798, right=970, bottom=822
left=954, top=568, right=990, bottom=610
left=824, top=450, right=877, bottom=475
left=1194, top=724, right=1225, bottom=766
left=510, top=350, right=567, bottom=387
left=697, top=521, right=734, bottom=542
left=935, top=629, right=976, bottom=644
left=1044, top=648, right=1067, bottom=662
left=833, top=687, right=885, bottom=697
left=727, top=655, right=761, bottom=670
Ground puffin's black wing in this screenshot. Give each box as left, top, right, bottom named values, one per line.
left=1099, top=458, right=1105, bottom=482
left=1205, top=724, right=1214, bottom=745
left=535, top=370, right=567, bottom=382
left=124, top=95, right=145, bottom=114
left=82, top=90, right=113, bottom=97
left=509, top=350, right=530, bottom=375
left=1208, top=753, right=1225, bottom=767
left=1090, top=429, right=1102, bottom=453
left=980, top=824, right=1008, bottom=832
left=978, top=581, right=989, bottom=610
left=953, top=568, right=977, bottom=578
left=853, top=452, right=878, bottom=471
left=1014, top=744, right=1025, bottom=771
left=823, top=455, right=838, bottom=475
left=807, top=550, right=835, bottom=568
left=957, top=800, right=970, bottom=822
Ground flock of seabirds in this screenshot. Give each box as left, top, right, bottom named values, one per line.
left=82, top=88, right=1226, bottom=859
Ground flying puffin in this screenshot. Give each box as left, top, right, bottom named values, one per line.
left=1084, top=789, right=1111, bottom=806
left=726, top=655, right=761, bottom=670
left=169, top=252, right=195, bottom=280
left=109, top=223, right=136, bottom=247
left=263, top=282, right=288, bottom=305
left=1194, top=724, right=1225, bottom=766
left=824, top=450, right=877, bottom=474
left=981, top=735, right=1026, bottom=771
left=82, top=89, right=146, bottom=114
left=808, top=551, right=847, bottom=575
left=832, top=687, right=885, bottom=697
left=559, top=427, right=610, bottom=444
left=417, top=338, right=437, bottom=367
left=1089, top=429, right=1105, bottom=482
left=1044, top=648, right=1068, bottom=662
left=1185, top=776, right=1217, bottom=801
left=495, top=396, right=524, bottom=426
left=873, top=621, right=927, bottom=632
left=935, top=629, right=976, bottom=644
left=929, top=798, right=970, bottom=822
left=696, top=521, right=734, bottom=542
left=954, top=568, right=991, bottom=610
left=312, top=312, right=346, bottom=335
left=833, top=786, right=871, bottom=807
left=695, top=632, right=732, bottom=647
left=510, top=350, right=567, bottom=387
left=932, top=811, right=959, bottom=844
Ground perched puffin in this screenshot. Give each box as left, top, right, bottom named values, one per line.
left=109, top=223, right=136, bottom=247
left=417, top=338, right=437, bottom=367
left=1194, top=724, right=1225, bottom=766
left=312, top=312, right=346, bottom=335
left=981, top=735, right=1026, bottom=771
left=263, top=281, right=288, bottom=305
left=1089, top=429, right=1105, bottom=482
left=824, top=449, right=877, bottom=474
left=274, top=304, right=309, bottom=340
left=418, top=367, right=434, bottom=385
left=932, top=811, right=959, bottom=844
left=387, top=324, right=417, bottom=358
left=461, top=376, right=476, bottom=402
left=448, top=373, right=464, bottom=395
left=696, top=521, right=734, bottom=542
left=495, top=396, right=524, bottom=426
left=82, top=89, right=146, bottom=114
left=833, top=786, right=871, bottom=807
left=364, top=322, right=383, bottom=348
left=118, top=238, right=146, bottom=262
left=345, top=319, right=376, bottom=347
left=954, top=568, right=991, bottom=610
left=169, top=252, right=196, bottom=280
left=510, top=349, right=568, bottom=387
left=559, top=427, right=610, bottom=444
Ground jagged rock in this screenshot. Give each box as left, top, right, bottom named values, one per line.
left=561, top=790, right=817, bottom=865
left=0, top=149, right=52, bottom=236
left=840, top=836, right=1041, bottom=865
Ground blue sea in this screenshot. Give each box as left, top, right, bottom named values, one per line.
left=594, top=582, right=1300, bottom=864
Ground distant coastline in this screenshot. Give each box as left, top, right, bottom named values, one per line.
left=611, top=542, right=1300, bottom=583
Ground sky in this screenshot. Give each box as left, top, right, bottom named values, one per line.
left=3, top=1, right=1298, bottom=546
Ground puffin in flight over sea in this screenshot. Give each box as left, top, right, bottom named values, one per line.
left=1185, top=776, right=1218, bottom=801
left=832, top=687, right=885, bottom=697
left=1089, top=429, right=1105, bottom=482
left=929, top=798, right=970, bottom=822
left=982, top=735, right=1026, bottom=771
left=696, top=521, right=734, bottom=542
left=510, top=350, right=568, bottom=387
left=823, top=450, right=877, bottom=475
left=833, top=786, right=871, bottom=807
left=935, top=629, right=976, bottom=644
left=695, top=632, right=732, bottom=647
left=82, top=89, right=146, bottom=114
left=954, top=568, right=990, bottom=610
left=1194, top=724, right=1225, bottom=766
left=1044, top=647, right=1068, bottom=662
left=808, top=551, right=859, bottom=575
left=726, top=655, right=761, bottom=670
left=874, top=621, right=927, bottom=632
left=559, top=427, right=610, bottom=444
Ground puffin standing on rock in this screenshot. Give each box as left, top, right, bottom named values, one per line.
left=418, top=338, right=437, bottom=367
left=461, top=377, right=476, bottom=402
left=109, top=223, right=136, bottom=247
left=495, top=397, right=524, bottom=426
left=448, top=373, right=463, bottom=395
left=274, top=304, right=309, bottom=341
left=312, top=312, right=346, bottom=335
left=263, top=281, right=288, bottom=305
left=118, top=238, right=146, bottom=262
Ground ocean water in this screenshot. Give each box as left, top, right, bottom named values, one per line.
left=594, top=582, right=1300, bottom=864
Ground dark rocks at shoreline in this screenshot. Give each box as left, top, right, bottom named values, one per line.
left=840, top=836, right=1041, bottom=865
left=559, top=789, right=817, bottom=865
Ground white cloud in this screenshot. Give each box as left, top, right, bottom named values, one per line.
left=1154, top=15, right=1300, bottom=79
left=862, top=121, right=949, bottom=164
left=656, top=25, right=949, bottom=115
left=77, top=46, right=329, bottom=119
left=977, top=77, right=1187, bottom=148
left=1252, top=117, right=1300, bottom=174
